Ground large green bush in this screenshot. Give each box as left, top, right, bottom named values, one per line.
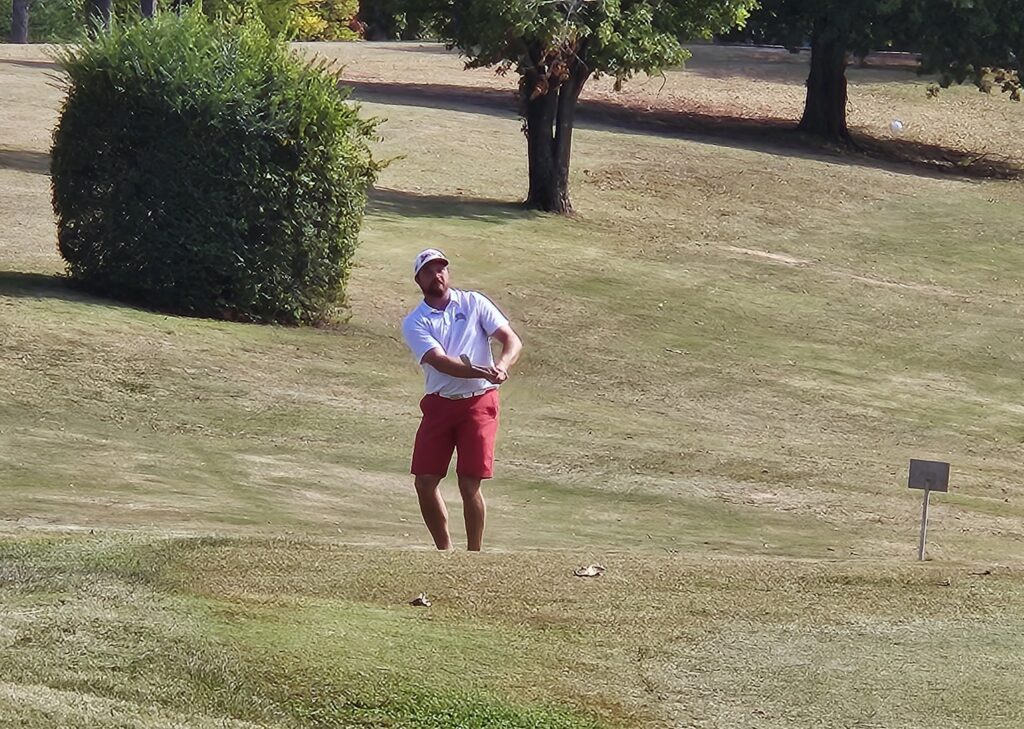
left=50, top=10, right=379, bottom=324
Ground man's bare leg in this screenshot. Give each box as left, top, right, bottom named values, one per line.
left=458, top=475, right=486, bottom=551
left=414, top=475, right=451, bottom=550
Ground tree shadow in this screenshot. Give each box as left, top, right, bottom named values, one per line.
left=0, top=148, right=50, bottom=175
left=0, top=271, right=156, bottom=314
left=344, top=78, right=1024, bottom=181
left=368, top=188, right=532, bottom=221
left=0, top=58, right=60, bottom=71
left=347, top=78, right=517, bottom=117
left=0, top=271, right=90, bottom=304
left=365, top=41, right=458, bottom=56
left=679, top=45, right=927, bottom=87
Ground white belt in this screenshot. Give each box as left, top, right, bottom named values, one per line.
left=438, top=387, right=496, bottom=400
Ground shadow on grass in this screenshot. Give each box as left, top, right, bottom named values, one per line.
left=0, top=271, right=87, bottom=303
left=0, top=58, right=60, bottom=71
left=364, top=41, right=458, bottom=56
left=679, top=46, right=926, bottom=87
left=345, top=79, right=1024, bottom=181
left=0, top=271, right=144, bottom=315
left=0, top=148, right=50, bottom=175
left=368, top=187, right=533, bottom=222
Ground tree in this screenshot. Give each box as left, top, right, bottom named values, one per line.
left=415, top=0, right=754, bottom=214
left=357, top=0, right=428, bottom=40
left=10, top=0, right=29, bottom=42
left=911, top=1, right=1023, bottom=100
left=742, top=0, right=907, bottom=143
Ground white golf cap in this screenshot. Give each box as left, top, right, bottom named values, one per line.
left=413, top=248, right=449, bottom=277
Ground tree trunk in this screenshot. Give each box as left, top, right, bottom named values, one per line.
left=522, top=62, right=589, bottom=214
left=798, top=17, right=850, bottom=143
left=10, top=0, right=29, bottom=43
left=86, top=0, right=111, bottom=35
left=140, top=0, right=156, bottom=19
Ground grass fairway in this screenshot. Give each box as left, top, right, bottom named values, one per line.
left=2, top=41, right=1024, bottom=727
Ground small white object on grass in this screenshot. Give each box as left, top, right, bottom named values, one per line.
left=409, top=592, right=431, bottom=607
left=889, top=119, right=905, bottom=134
left=573, top=564, right=606, bottom=578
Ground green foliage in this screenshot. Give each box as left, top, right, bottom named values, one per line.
left=202, top=0, right=297, bottom=37
left=50, top=9, right=379, bottom=324
left=1, top=0, right=154, bottom=43
left=290, top=0, right=360, bottom=40
left=1, top=0, right=79, bottom=42
left=203, top=0, right=360, bottom=40
left=420, top=0, right=755, bottom=85
left=911, top=0, right=1022, bottom=100
left=2, top=0, right=360, bottom=42
left=357, top=0, right=431, bottom=40
left=736, top=0, right=910, bottom=56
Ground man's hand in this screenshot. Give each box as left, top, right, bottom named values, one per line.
left=460, top=354, right=507, bottom=384
left=423, top=349, right=506, bottom=382
left=475, top=366, right=507, bottom=385
left=486, top=366, right=508, bottom=385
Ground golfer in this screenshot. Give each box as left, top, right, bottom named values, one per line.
left=402, top=249, right=522, bottom=551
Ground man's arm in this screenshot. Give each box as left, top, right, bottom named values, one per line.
left=492, top=324, right=522, bottom=377
left=422, top=348, right=503, bottom=383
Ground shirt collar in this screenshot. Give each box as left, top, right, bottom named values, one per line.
left=419, top=288, right=461, bottom=315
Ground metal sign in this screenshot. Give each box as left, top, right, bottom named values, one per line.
left=908, top=459, right=951, bottom=561
left=908, top=459, right=950, bottom=493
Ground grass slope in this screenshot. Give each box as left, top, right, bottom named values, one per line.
left=2, top=41, right=1024, bottom=727
left=3, top=536, right=1023, bottom=728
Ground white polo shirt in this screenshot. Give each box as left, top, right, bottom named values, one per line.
left=402, top=288, right=509, bottom=397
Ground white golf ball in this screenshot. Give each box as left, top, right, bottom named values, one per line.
left=889, top=119, right=905, bottom=134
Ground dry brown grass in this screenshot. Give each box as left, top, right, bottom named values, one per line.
left=4, top=42, right=1024, bottom=562
left=311, top=41, right=1024, bottom=177
left=4, top=39, right=1024, bottom=729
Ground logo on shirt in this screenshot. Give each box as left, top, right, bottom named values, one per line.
left=454, top=312, right=466, bottom=322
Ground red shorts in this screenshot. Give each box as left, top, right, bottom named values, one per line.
left=411, top=389, right=500, bottom=479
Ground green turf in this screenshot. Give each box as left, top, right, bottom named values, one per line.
left=3, top=41, right=1024, bottom=727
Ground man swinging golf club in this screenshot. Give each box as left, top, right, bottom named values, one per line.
left=402, top=249, right=522, bottom=551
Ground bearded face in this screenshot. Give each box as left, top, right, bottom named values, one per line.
left=416, top=260, right=449, bottom=298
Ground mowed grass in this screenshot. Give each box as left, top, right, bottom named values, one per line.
left=2, top=41, right=1024, bottom=727
left=3, top=535, right=1023, bottom=728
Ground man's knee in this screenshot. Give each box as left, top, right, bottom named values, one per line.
left=415, top=474, right=443, bottom=493
left=457, top=476, right=482, bottom=497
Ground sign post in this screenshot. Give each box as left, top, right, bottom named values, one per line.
left=908, top=459, right=950, bottom=561
left=917, top=488, right=931, bottom=562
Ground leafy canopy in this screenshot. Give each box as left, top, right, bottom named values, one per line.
left=740, top=0, right=909, bottom=55
left=910, top=0, right=1023, bottom=98
left=425, top=0, right=754, bottom=82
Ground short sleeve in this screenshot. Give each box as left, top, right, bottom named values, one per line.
left=473, top=292, right=510, bottom=336
left=402, top=315, right=442, bottom=364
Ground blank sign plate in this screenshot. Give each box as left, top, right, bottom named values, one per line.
left=908, top=459, right=950, bottom=492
